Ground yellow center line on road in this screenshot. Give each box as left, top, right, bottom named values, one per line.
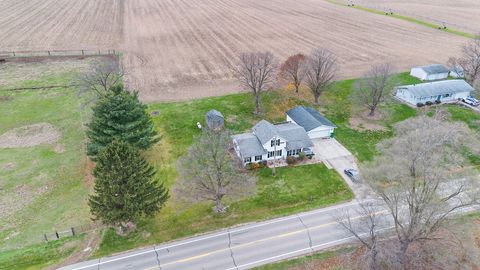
left=143, top=210, right=388, bottom=269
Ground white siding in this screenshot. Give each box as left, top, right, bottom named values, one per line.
left=410, top=68, right=448, bottom=81
left=410, top=68, right=427, bottom=80
left=396, top=89, right=470, bottom=105
left=425, top=73, right=449, bottom=81
left=307, top=126, right=333, bottom=139
left=262, top=136, right=287, bottom=159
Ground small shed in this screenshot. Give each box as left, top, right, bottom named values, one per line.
left=410, top=64, right=450, bottom=81
left=205, top=109, right=224, bottom=130
left=395, top=79, right=473, bottom=105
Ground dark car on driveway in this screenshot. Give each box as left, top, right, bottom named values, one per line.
left=344, top=169, right=360, bottom=182
left=302, top=148, right=315, bottom=159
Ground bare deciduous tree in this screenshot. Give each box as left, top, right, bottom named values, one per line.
left=280, top=54, right=306, bottom=93
left=304, top=48, right=337, bottom=104
left=449, top=37, right=480, bottom=88
left=339, top=111, right=480, bottom=269
left=78, top=60, right=124, bottom=97
left=176, top=129, right=256, bottom=213
left=233, top=51, right=277, bottom=114
left=353, top=63, right=395, bottom=117
left=337, top=202, right=384, bottom=270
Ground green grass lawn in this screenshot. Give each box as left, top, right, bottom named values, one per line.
left=0, top=235, right=84, bottom=270
left=94, top=91, right=353, bottom=256
left=94, top=72, right=421, bottom=256
left=0, top=77, right=90, bottom=251
left=0, top=65, right=432, bottom=268
left=0, top=60, right=96, bottom=270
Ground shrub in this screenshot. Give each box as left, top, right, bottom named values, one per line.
left=435, top=100, right=441, bottom=104
left=286, top=156, right=296, bottom=165
left=416, top=103, right=425, bottom=107
left=425, top=101, right=433, bottom=106
left=247, top=162, right=262, bottom=170
left=298, top=152, right=307, bottom=161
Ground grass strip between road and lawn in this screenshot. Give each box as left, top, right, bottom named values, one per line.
left=324, top=0, right=478, bottom=39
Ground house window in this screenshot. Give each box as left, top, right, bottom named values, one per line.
left=268, top=151, right=275, bottom=158
left=287, top=150, right=292, bottom=156
left=255, top=155, right=262, bottom=161
left=276, top=150, right=282, bottom=156
left=271, top=139, right=280, bottom=146
left=244, top=157, right=251, bottom=163
left=295, top=149, right=301, bottom=155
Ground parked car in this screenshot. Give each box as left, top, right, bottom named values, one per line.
left=344, top=169, right=360, bottom=182
left=462, top=97, right=480, bottom=106
left=302, top=148, right=315, bottom=159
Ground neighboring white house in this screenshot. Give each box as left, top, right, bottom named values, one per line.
left=410, top=64, right=450, bottom=81
left=286, top=106, right=336, bottom=139
left=232, top=120, right=313, bottom=165
left=395, top=79, right=474, bottom=106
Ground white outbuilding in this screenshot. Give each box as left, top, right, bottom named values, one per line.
left=286, top=106, right=336, bottom=139
left=410, top=64, right=450, bottom=81
left=395, top=79, right=474, bottom=106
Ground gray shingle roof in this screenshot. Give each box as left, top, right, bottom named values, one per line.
left=275, top=123, right=313, bottom=150
left=416, top=64, right=450, bottom=75
left=232, top=133, right=266, bottom=157
left=396, top=79, right=474, bottom=98
left=252, top=120, right=279, bottom=144
left=205, top=109, right=224, bottom=130
left=286, top=106, right=336, bottom=132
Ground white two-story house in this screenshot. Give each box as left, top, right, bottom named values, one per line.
left=232, top=120, right=313, bottom=165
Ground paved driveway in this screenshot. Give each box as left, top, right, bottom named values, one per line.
left=312, top=138, right=373, bottom=199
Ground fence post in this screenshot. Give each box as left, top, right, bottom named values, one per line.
left=82, top=50, right=84, bottom=56
left=48, top=51, right=51, bottom=56
left=55, top=231, right=59, bottom=239
left=44, top=234, right=48, bottom=242
left=12, top=51, right=15, bottom=57
left=71, top=227, right=75, bottom=236
left=113, top=49, right=116, bottom=55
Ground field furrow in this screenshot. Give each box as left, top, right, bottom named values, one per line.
left=0, top=0, right=475, bottom=101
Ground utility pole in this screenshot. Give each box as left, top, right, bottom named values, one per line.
left=272, top=136, right=277, bottom=177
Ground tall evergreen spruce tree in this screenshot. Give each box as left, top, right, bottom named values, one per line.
left=87, top=85, right=159, bottom=157
left=89, top=140, right=169, bottom=231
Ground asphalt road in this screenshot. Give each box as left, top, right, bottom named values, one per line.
left=59, top=200, right=383, bottom=270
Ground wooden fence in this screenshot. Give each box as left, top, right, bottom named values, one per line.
left=0, top=49, right=118, bottom=59
left=42, top=223, right=101, bottom=242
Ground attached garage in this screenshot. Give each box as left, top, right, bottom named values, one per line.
left=286, top=106, right=336, bottom=139
left=306, top=126, right=335, bottom=139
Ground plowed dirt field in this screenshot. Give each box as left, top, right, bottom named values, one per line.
left=350, top=0, right=480, bottom=34
left=0, top=0, right=472, bottom=101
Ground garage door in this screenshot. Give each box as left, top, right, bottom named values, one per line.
left=308, top=129, right=331, bottom=139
